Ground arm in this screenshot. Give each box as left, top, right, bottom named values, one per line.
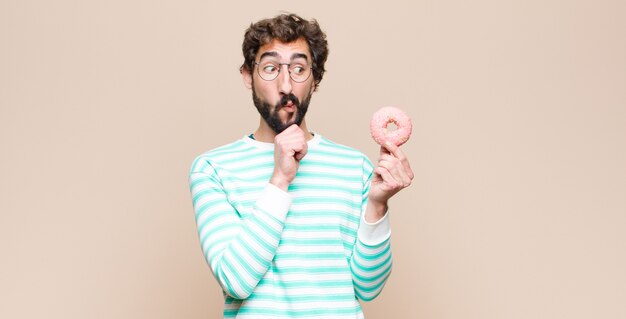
left=350, top=142, right=414, bottom=301
left=349, top=175, right=393, bottom=301
left=189, top=160, right=290, bottom=299
left=189, top=125, right=308, bottom=299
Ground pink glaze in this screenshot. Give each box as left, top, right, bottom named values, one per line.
left=370, top=106, right=412, bottom=146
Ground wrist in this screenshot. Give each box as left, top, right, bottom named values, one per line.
left=270, top=174, right=291, bottom=191
left=365, top=198, right=388, bottom=223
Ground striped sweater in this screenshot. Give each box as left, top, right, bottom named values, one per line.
left=188, top=133, right=393, bottom=319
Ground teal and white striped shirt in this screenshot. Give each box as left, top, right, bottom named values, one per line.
left=189, top=133, right=392, bottom=318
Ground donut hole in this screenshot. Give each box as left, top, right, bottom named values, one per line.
left=386, top=122, right=398, bottom=132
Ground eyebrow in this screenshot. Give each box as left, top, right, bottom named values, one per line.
left=258, top=51, right=309, bottom=61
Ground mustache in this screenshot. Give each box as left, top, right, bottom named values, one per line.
left=279, top=94, right=299, bottom=107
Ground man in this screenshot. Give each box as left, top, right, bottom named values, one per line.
left=189, top=13, right=413, bottom=318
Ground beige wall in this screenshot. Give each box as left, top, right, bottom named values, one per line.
left=1, top=0, right=625, bottom=318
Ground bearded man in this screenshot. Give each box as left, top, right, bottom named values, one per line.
left=189, top=13, right=413, bottom=319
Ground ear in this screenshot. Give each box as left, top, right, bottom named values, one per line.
left=241, top=67, right=253, bottom=89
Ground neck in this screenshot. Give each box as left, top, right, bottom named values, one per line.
left=253, top=118, right=313, bottom=143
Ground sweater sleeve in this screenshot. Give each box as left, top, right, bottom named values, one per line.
left=189, top=158, right=290, bottom=299
left=348, top=157, right=393, bottom=302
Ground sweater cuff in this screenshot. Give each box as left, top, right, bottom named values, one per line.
left=255, top=183, right=292, bottom=221
left=357, top=211, right=391, bottom=246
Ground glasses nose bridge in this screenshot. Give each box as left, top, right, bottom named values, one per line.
left=276, top=63, right=293, bottom=81
left=278, top=62, right=292, bottom=73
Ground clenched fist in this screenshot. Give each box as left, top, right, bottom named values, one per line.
left=270, top=124, right=308, bottom=191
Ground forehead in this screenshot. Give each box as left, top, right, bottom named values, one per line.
left=257, top=38, right=311, bottom=61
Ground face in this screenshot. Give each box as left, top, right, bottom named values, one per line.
left=243, top=38, right=316, bottom=134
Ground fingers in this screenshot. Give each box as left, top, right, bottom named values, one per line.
left=271, top=125, right=308, bottom=188
left=295, top=149, right=306, bottom=161
left=378, top=154, right=412, bottom=188
left=374, top=166, right=402, bottom=191
left=275, top=124, right=308, bottom=158
left=381, top=142, right=414, bottom=180
left=373, top=142, right=414, bottom=198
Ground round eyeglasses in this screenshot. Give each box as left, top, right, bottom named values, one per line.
left=254, top=60, right=312, bottom=83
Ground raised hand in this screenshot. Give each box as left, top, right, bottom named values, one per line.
left=366, top=141, right=414, bottom=222
left=269, top=124, right=308, bottom=191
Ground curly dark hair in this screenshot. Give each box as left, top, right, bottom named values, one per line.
left=241, top=13, right=329, bottom=91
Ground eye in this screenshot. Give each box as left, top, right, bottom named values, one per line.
left=262, top=64, right=278, bottom=74
left=291, top=65, right=305, bottom=74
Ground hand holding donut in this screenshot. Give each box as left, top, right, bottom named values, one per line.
left=365, top=106, right=414, bottom=222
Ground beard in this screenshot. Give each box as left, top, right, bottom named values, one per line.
left=252, top=87, right=312, bottom=134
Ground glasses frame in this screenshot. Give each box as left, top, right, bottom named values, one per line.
left=254, top=61, right=312, bottom=83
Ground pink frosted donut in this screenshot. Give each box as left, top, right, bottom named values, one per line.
left=370, top=106, right=412, bottom=146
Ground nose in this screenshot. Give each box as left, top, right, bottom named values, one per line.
left=277, top=64, right=293, bottom=95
